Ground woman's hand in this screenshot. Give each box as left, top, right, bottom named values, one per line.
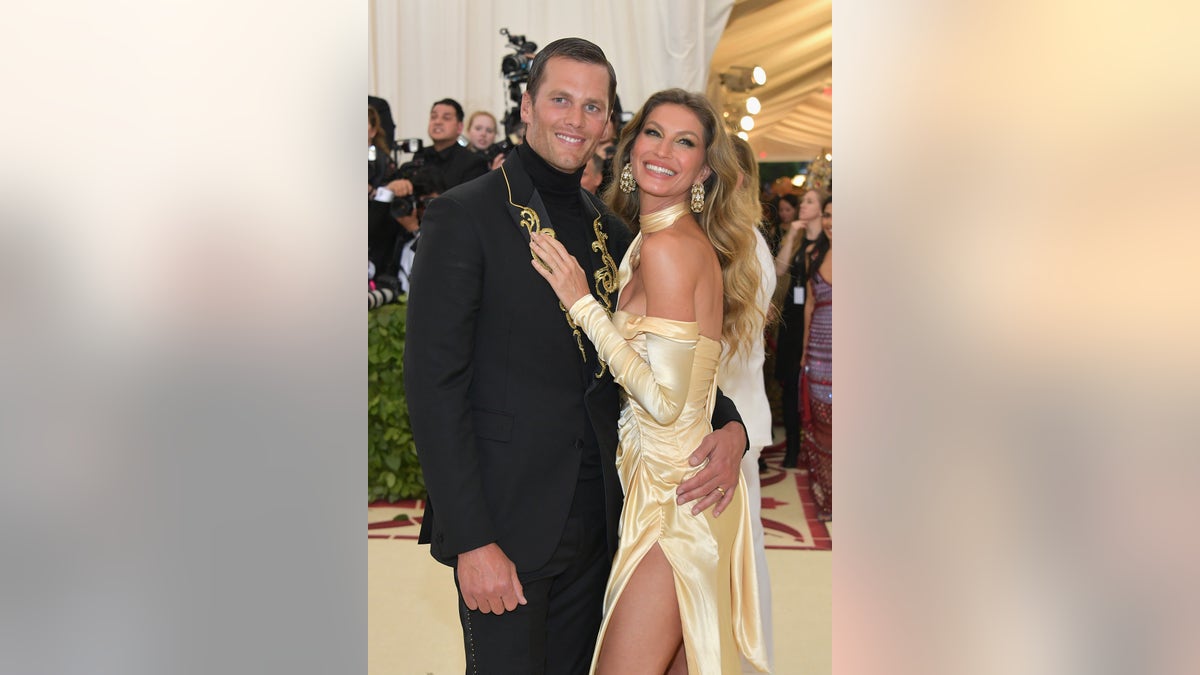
left=529, top=232, right=591, bottom=307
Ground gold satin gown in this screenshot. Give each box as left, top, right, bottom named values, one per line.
left=567, top=216, right=768, bottom=674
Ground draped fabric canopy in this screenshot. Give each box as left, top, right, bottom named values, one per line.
left=707, top=0, right=832, bottom=162
left=368, top=0, right=830, bottom=163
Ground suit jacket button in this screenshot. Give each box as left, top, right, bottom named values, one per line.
left=575, top=438, right=585, bottom=448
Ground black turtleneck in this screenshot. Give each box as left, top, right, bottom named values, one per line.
left=517, top=143, right=603, bottom=481
left=517, top=144, right=594, bottom=275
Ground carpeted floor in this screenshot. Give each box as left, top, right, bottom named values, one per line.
left=368, top=427, right=831, bottom=674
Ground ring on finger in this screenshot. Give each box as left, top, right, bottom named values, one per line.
left=715, top=486, right=726, bottom=496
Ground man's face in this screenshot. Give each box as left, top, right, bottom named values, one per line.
left=428, top=104, right=462, bottom=148
left=520, top=57, right=611, bottom=174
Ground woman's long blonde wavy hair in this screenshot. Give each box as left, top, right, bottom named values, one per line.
left=602, top=89, right=763, bottom=359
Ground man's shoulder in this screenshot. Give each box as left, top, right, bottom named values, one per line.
left=421, top=170, right=507, bottom=237
left=437, top=166, right=504, bottom=203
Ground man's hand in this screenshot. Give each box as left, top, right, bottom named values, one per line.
left=386, top=178, right=414, bottom=197
left=455, top=543, right=527, bottom=615
left=677, top=421, right=746, bottom=517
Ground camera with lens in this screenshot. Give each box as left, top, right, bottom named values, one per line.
left=499, top=28, right=537, bottom=139
left=389, top=164, right=444, bottom=220
left=500, top=28, right=537, bottom=86
left=483, top=138, right=515, bottom=163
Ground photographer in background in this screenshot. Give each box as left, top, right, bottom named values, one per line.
left=390, top=167, right=445, bottom=294
left=411, top=98, right=488, bottom=190
left=368, top=117, right=424, bottom=281
left=369, top=105, right=404, bottom=276
left=368, top=105, right=396, bottom=194
left=368, top=95, right=396, bottom=150
left=371, top=166, right=445, bottom=292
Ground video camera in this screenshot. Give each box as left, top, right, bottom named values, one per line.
left=499, top=28, right=537, bottom=139
left=500, top=28, right=536, bottom=89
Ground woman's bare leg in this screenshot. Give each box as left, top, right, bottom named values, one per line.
left=594, top=543, right=683, bottom=675
left=665, top=642, right=688, bottom=674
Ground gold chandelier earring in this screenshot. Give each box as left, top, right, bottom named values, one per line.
left=619, top=162, right=637, bottom=194
left=690, top=181, right=705, bottom=213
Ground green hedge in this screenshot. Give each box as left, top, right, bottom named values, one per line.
left=367, top=298, right=427, bottom=501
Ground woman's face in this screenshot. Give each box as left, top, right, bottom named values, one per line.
left=799, top=189, right=823, bottom=221
left=368, top=121, right=377, bottom=147
left=468, top=115, right=497, bottom=152
left=822, top=201, right=833, bottom=238
left=777, top=198, right=797, bottom=223
left=629, top=103, right=710, bottom=210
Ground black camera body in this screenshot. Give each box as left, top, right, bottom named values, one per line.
left=499, top=28, right=537, bottom=139
left=500, top=28, right=537, bottom=84
left=483, top=138, right=515, bottom=163
left=389, top=162, right=444, bottom=220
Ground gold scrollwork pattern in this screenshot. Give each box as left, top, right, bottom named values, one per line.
left=504, top=166, right=601, bottom=367
left=587, top=201, right=620, bottom=378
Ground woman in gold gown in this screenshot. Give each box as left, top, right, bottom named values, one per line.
left=531, top=89, right=769, bottom=674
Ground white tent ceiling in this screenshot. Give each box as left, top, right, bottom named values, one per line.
left=706, top=0, right=832, bottom=163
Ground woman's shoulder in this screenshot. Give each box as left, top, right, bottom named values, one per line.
left=640, top=225, right=710, bottom=268
left=643, top=217, right=710, bottom=248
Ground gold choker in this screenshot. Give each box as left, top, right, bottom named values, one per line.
left=638, top=201, right=690, bottom=233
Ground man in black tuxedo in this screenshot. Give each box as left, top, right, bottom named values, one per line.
left=404, top=38, right=747, bottom=674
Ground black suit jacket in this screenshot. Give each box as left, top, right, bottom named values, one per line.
left=404, top=149, right=741, bottom=572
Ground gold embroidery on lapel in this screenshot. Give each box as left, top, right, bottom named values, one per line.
left=502, top=166, right=556, bottom=239
left=586, top=198, right=620, bottom=379
left=502, top=166, right=585, bottom=363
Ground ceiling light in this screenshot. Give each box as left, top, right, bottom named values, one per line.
left=745, top=96, right=761, bottom=115
left=740, top=116, right=755, bottom=131
left=736, top=131, right=749, bottom=141
left=719, top=65, right=766, bottom=92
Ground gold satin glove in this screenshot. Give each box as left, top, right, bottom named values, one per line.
left=568, top=296, right=698, bottom=425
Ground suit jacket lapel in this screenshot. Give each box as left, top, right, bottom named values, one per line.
left=499, top=150, right=554, bottom=241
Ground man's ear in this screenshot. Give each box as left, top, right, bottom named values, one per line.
left=520, top=92, right=533, bottom=124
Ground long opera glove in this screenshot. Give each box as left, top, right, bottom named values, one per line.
left=568, top=295, right=698, bottom=426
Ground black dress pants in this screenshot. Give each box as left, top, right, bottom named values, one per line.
left=453, top=475, right=609, bottom=675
